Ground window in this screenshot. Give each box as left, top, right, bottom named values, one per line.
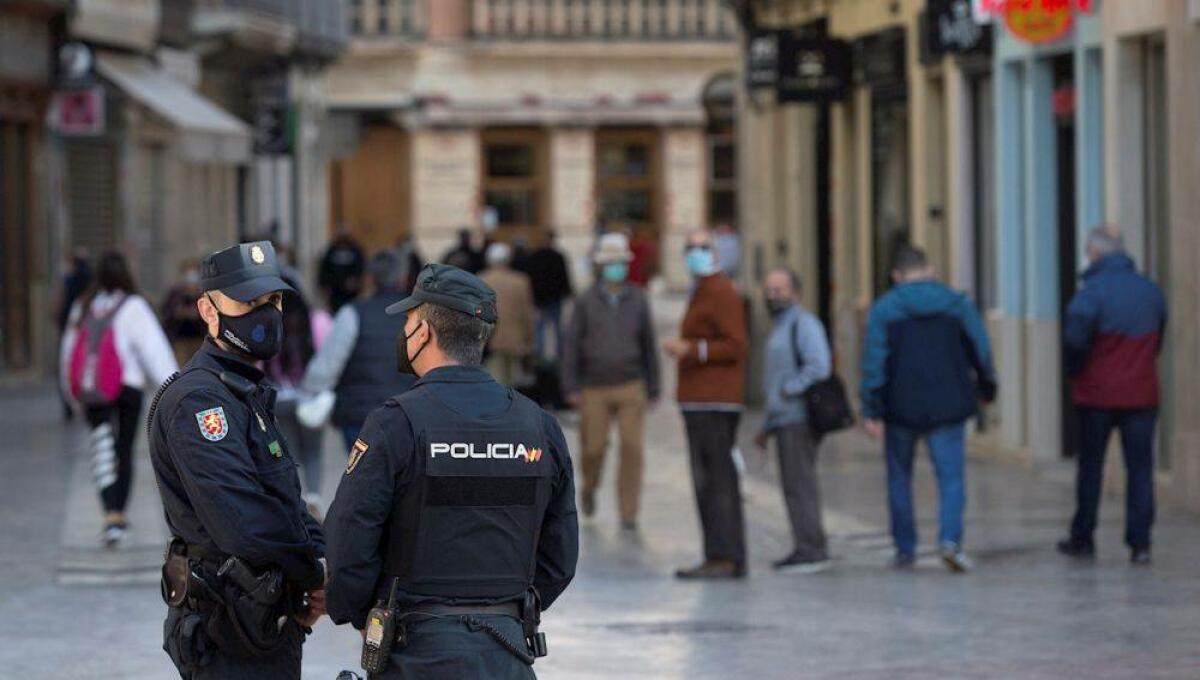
left=481, top=129, right=546, bottom=229
left=706, top=131, right=736, bottom=225
left=595, top=128, right=659, bottom=236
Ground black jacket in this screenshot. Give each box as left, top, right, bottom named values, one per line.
left=149, top=339, right=326, bottom=591
left=324, top=365, right=579, bottom=628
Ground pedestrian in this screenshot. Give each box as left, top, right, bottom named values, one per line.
left=627, top=230, right=658, bottom=288
left=562, top=232, right=660, bottom=530
left=523, top=229, right=574, bottom=361
left=1056, top=226, right=1167, bottom=565
left=479, top=242, right=536, bottom=386
left=161, top=259, right=208, bottom=367
left=666, top=229, right=749, bottom=580
left=712, top=223, right=741, bottom=281
left=860, top=245, right=996, bottom=572
left=303, top=250, right=417, bottom=451
left=264, top=271, right=326, bottom=516
left=754, top=267, right=832, bottom=573
left=393, top=233, right=425, bottom=292
left=56, top=247, right=92, bottom=420
left=324, top=263, right=578, bottom=679
left=442, top=227, right=485, bottom=274
left=60, top=251, right=177, bottom=547
left=318, top=228, right=366, bottom=313
left=148, top=241, right=326, bottom=680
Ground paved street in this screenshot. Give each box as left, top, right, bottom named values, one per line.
left=3, top=300, right=1200, bottom=678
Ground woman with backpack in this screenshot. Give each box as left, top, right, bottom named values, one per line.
left=60, top=251, right=177, bottom=547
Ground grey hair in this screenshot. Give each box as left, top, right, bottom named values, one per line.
left=767, top=266, right=802, bottom=293
left=1086, top=224, right=1125, bottom=257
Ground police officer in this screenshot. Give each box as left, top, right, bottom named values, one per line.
left=149, top=241, right=326, bottom=679
left=325, top=264, right=579, bottom=679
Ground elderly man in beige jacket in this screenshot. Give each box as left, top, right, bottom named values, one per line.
left=479, top=241, right=536, bottom=386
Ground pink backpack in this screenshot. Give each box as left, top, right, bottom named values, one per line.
left=68, top=296, right=129, bottom=406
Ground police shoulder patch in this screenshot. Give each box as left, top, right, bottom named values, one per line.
left=346, top=438, right=369, bottom=474
left=195, top=407, right=228, bottom=441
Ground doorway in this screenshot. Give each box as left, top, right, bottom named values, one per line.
left=1052, top=53, right=1078, bottom=459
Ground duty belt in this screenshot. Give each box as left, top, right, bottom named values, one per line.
left=401, top=602, right=521, bottom=618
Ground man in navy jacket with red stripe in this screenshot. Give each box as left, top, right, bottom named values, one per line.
left=1058, top=226, right=1167, bottom=565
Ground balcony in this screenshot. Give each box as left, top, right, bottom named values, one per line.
left=349, top=0, right=426, bottom=38
left=192, top=0, right=347, bottom=61
left=470, top=0, right=737, bottom=41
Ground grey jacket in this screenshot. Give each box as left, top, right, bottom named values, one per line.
left=762, top=303, right=831, bottom=433
left=562, top=284, right=660, bottom=399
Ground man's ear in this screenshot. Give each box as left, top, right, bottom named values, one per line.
left=197, top=293, right=219, bottom=327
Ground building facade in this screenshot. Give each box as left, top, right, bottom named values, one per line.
left=326, top=0, right=738, bottom=286
left=736, top=0, right=1200, bottom=514
left=0, top=0, right=69, bottom=375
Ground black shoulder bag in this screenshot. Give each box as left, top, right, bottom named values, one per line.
left=789, top=318, right=855, bottom=438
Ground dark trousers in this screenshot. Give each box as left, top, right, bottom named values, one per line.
left=682, top=410, right=745, bottom=564
left=1070, top=406, right=1158, bottom=550
left=163, top=607, right=303, bottom=680
left=773, top=423, right=828, bottom=561
left=85, top=387, right=144, bottom=514
left=378, top=615, right=535, bottom=680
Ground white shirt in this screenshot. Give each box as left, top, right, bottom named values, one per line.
left=60, top=291, right=179, bottom=396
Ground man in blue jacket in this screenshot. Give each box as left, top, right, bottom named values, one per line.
left=1057, top=226, right=1166, bottom=565
left=860, top=246, right=996, bottom=572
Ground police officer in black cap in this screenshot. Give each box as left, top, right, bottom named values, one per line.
left=324, top=263, right=579, bottom=679
left=148, top=241, right=326, bottom=680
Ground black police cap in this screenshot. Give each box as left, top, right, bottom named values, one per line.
left=200, top=241, right=295, bottom=302
left=385, top=263, right=498, bottom=323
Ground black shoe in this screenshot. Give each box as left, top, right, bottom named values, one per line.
left=893, top=552, right=916, bottom=569
left=675, top=560, right=746, bottom=580
left=772, top=553, right=832, bottom=574
left=620, top=519, right=638, bottom=532
left=1056, top=538, right=1095, bottom=558
left=1131, top=548, right=1152, bottom=566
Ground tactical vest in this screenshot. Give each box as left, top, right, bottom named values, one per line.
left=333, top=291, right=416, bottom=426
left=383, top=384, right=557, bottom=600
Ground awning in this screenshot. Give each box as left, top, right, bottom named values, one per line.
left=96, top=54, right=251, bottom=163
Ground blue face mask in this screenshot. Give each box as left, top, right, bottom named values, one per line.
left=685, top=248, right=717, bottom=278
left=601, top=262, right=629, bottom=283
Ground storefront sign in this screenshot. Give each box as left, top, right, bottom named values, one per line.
left=922, top=0, right=992, bottom=64
left=49, top=87, right=106, bottom=136
left=746, top=30, right=782, bottom=90
left=746, top=29, right=853, bottom=103
left=854, top=28, right=907, bottom=101
left=251, top=71, right=291, bottom=154
left=973, top=0, right=1095, bottom=43
left=777, top=37, right=853, bottom=103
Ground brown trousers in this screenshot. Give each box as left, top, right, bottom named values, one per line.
left=579, top=380, right=647, bottom=521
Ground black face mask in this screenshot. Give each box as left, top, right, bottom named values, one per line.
left=396, top=321, right=429, bottom=376
left=208, top=294, right=283, bottom=361
left=765, top=297, right=791, bottom=318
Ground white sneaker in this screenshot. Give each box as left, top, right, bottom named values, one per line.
left=102, top=523, right=127, bottom=548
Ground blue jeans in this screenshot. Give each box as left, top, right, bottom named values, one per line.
left=1069, top=407, right=1157, bottom=550
left=885, top=422, right=966, bottom=556
left=534, top=301, right=563, bottom=360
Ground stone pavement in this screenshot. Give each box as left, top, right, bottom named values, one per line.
left=3, top=305, right=1200, bottom=677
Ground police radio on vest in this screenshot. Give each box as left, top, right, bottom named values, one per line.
left=429, top=442, right=543, bottom=462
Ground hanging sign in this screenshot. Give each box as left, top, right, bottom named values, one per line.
left=975, top=0, right=1095, bottom=43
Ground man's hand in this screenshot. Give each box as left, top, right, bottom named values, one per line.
left=753, top=431, right=769, bottom=450
left=864, top=419, right=884, bottom=440
left=295, top=588, right=327, bottom=628
left=662, top=339, right=692, bottom=359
